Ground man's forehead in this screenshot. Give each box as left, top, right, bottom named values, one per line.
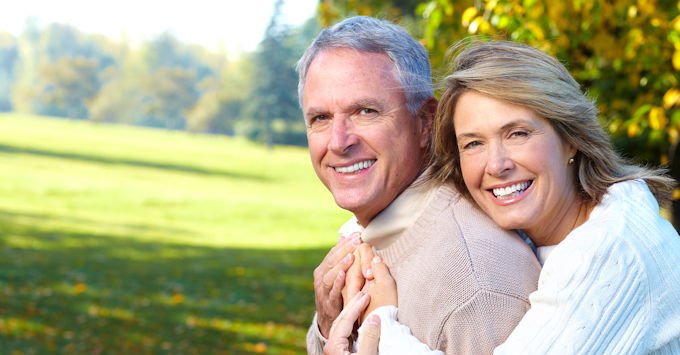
left=311, top=47, right=396, bottom=75
left=303, top=49, right=404, bottom=104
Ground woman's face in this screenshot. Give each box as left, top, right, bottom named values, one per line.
left=453, top=91, right=580, bottom=245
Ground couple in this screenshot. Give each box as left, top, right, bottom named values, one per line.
left=298, top=16, right=680, bottom=354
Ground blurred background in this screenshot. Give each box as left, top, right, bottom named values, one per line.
left=0, top=0, right=678, bottom=353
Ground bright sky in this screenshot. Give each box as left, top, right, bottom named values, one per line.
left=0, top=0, right=318, bottom=54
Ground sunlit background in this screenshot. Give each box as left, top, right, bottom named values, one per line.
left=0, top=0, right=317, bottom=53
left=0, top=0, right=678, bottom=353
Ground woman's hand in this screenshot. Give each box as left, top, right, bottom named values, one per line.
left=324, top=291, right=381, bottom=355
left=361, top=255, right=397, bottom=322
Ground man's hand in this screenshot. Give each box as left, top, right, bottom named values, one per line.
left=314, top=234, right=362, bottom=337
left=324, top=291, right=381, bottom=355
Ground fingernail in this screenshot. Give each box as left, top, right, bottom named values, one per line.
left=344, top=253, right=352, bottom=264
left=351, top=236, right=361, bottom=245
left=372, top=255, right=382, bottom=264
left=366, top=314, right=380, bottom=325
left=365, top=268, right=373, bottom=278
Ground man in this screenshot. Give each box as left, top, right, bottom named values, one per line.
left=297, top=16, right=541, bottom=354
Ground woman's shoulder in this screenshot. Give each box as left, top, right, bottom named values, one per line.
left=541, top=178, right=680, bottom=290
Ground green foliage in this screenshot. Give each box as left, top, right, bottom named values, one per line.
left=35, top=57, right=101, bottom=119
left=186, top=53, right=255, bottom=135
left=0, top=112, right=348, bottom=353
left=10, top=23, right=115, bottom=118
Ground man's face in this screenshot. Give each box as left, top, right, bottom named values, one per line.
left=302, top=48, right=430, bottom=225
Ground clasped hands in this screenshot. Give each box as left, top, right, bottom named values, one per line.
left=313, top=234, right=397, bottom=354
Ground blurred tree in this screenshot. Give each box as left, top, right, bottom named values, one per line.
left=89, top=45, right=146, bottom=125
left=186, top=57, right=253, bottom=135
left=35, top=56, right=100, bottom=118
left=134, top=33, right=210, bottom=129
left=139, top=67, right=199, bottom=129
left=0, top=32, right=18, bottom=111
left=11, top=23, right=115, bottom=118
left=245, top=0, right=308, bottom=148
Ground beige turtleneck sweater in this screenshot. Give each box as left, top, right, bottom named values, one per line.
left=307, top=179, right=541, bottom=354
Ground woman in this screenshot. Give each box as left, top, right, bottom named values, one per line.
left=325, top=40, right=680, bottom=354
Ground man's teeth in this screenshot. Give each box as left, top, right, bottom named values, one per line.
left=492, top=181, right=531, bottom=198
left=335, top=160, right=375, bottom=174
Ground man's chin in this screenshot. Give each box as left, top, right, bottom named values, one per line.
left=335, top=200, right=386, bottom=226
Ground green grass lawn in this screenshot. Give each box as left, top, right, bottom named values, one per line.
left=0, top=113, right=350, bottom=354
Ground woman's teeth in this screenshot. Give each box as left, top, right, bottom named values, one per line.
left=492, top=181, right=531, bottom=198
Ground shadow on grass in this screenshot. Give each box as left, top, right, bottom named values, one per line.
left=0, top=210, right=328, bottom=354
left=0, top=143, right=270, bottom=182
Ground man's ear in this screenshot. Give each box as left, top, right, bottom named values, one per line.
left=418, top=97, right=438, bottom=149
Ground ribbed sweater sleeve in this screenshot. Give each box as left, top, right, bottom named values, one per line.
left=371, top=290, right=535, bottom=355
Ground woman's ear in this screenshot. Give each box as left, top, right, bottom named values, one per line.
left=566, top=143, right=578, bottom=163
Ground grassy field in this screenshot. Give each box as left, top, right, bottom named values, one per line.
left=0, top=113, right=350, bottom=354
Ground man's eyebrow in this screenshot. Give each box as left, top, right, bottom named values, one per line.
left=348, top=98, right=384, bottom=111
left=304, top=107, right=327, bottom=117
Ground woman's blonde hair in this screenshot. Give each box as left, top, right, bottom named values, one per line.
left=430, top=39, right=674, bottom=204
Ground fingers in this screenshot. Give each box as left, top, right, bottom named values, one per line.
left=356, top=314, right=381, bottom=355
left=328, top=291, right=370, bottom=344
left=331, top=235, right=362, bottom=267
left=314, top=236, right=361, bottom=338
left=318, top=235, right=361, bottom=278
left=369, top=256, right=394, bottom=286
left=356, top=244, right=376, bottom=280
left=343, top=250, right=365, bottom=306
left=360, top=256, right=397, bottom=323
left=321, top=252, right=353, bottom=290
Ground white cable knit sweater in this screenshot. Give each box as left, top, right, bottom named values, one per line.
left=372, top=180, right=680, bottom=354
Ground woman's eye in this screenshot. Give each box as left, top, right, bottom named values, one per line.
left=462, top=141, right=482, bottom=150
left=509, top=130, right=529, bottom=139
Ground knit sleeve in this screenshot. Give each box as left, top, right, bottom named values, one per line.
left=436, top=290, right=532, bottom=354
left=306, top=312, right=327, bottom=355
left=494, top=228, right=650, bottom=355
left=359, top=306, right=444, bottom=355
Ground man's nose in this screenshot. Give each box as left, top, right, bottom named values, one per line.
left=328, top=116, right=358, bottom=154
left=485, top=143, right=514, bottom=177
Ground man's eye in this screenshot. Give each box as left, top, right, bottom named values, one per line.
left=308, top=115, right=328, bottom=125
left=359, top=108, right=377, bottom=115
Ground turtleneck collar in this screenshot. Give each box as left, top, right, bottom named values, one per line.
left=337, top=171, right=437, bottom=250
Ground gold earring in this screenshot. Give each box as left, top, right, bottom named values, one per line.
left=568, top=157, right=575, bottom=165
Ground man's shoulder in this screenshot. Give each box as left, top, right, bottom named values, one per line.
left=421, top=183, right=518, bottom=240
left=416, top=183, right=541, bottom=296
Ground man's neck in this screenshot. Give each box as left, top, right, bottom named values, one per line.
left=359, top=172, right=436, bottom=249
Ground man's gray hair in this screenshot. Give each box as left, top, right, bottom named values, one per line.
left=296, top=16, right=433, bottom=114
